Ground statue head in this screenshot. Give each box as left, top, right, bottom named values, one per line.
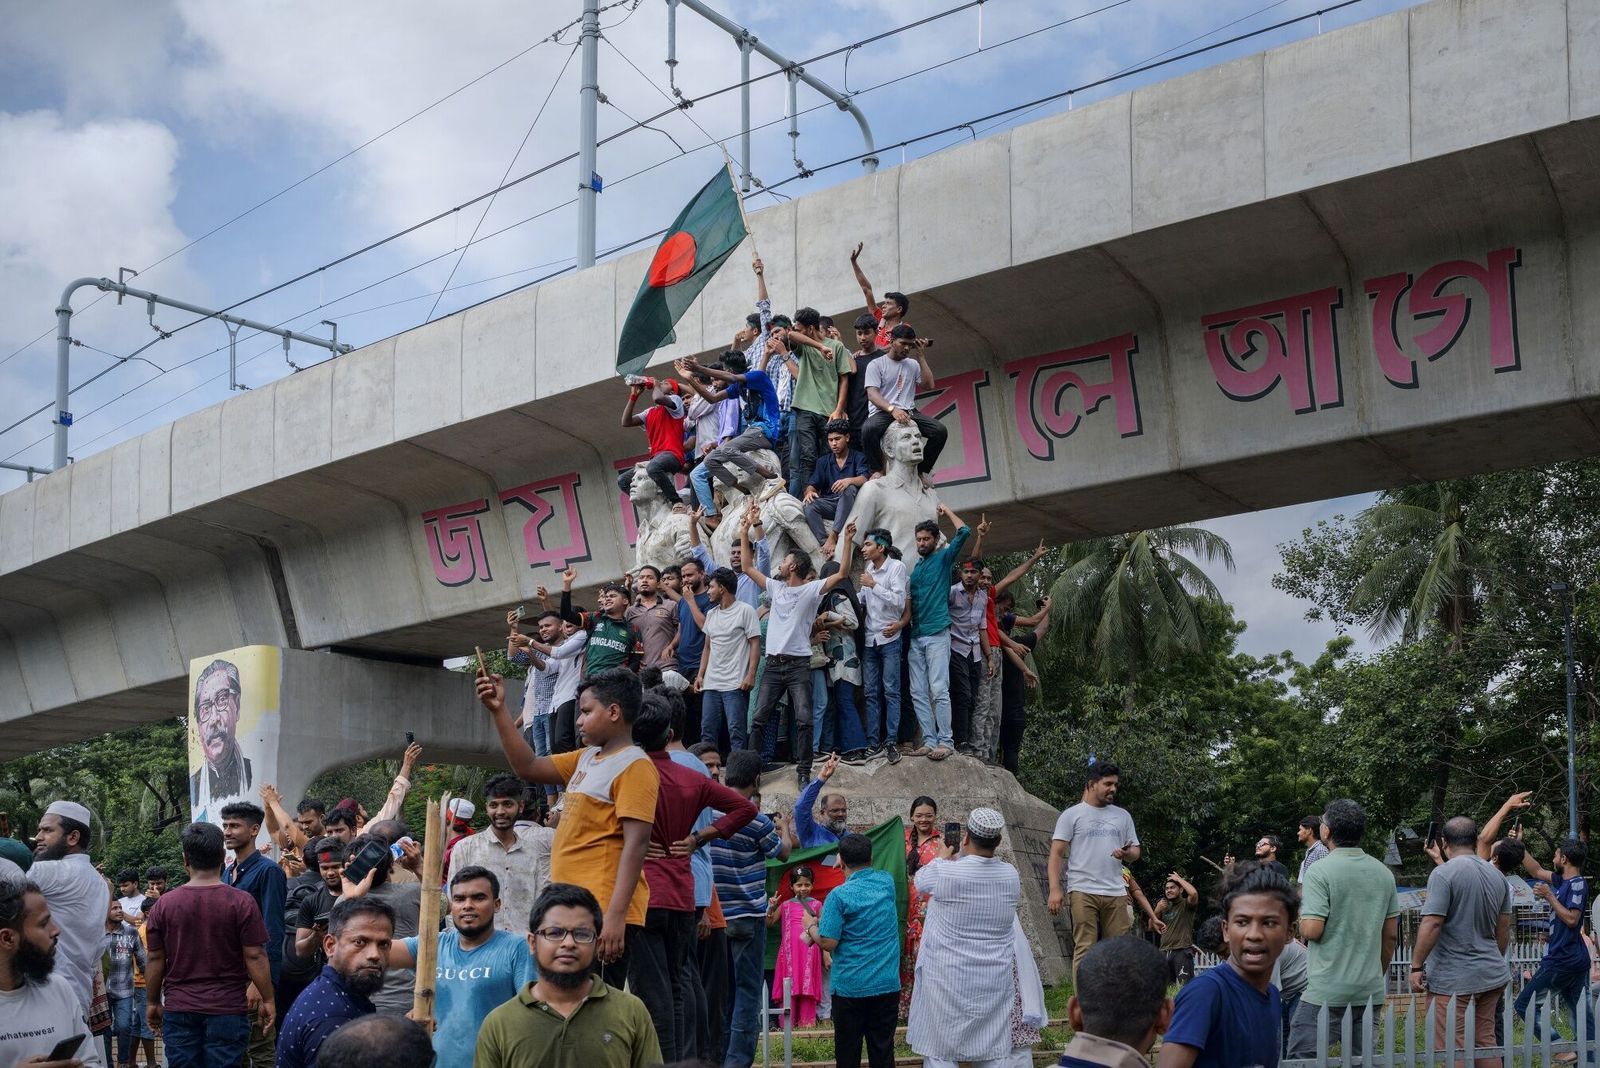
left=881, top=420, right=925, bottom=468
left=627, top=463, right=660, bottom=504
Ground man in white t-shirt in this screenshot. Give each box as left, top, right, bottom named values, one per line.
left=0, top=878, right=104, bottom=1066
left=739, top=511, right=856, bottom=787
left=859, top=324, right=948, bottom=476
left=692, top=566, right=763, bottom=754
left=1046, top=762, right=1140, bottom=985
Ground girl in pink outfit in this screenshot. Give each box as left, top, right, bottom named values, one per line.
left=767, top=865, right=827, bottom=1027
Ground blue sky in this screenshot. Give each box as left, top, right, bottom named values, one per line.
left=0, top=0, right=1417, bottom=661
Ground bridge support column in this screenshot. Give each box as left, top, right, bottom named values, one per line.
left=184, top=645, right=518, bottom=827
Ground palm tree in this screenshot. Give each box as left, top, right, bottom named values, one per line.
left=1348, top=480, right=1482, bottom=823
left=1049, top=526, right=1235, bottom=710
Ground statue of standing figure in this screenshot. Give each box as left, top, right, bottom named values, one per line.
left=700, top=465, right=824, bottom=576
left=836, top=419, right=940, bottom=564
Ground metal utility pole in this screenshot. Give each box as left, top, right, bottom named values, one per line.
left=1553, top=580, right=1580, bottom=838
left=577, top=0, right=601, bottom=269
left=665, top=0, right=878, bottom=195
left=53, top=277, right=352, bottom=471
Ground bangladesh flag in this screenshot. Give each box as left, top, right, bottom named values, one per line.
left=616, top=165, right=748, bottom=376
left=763, top=817, right=908, bottom=971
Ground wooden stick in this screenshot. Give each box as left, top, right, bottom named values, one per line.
left=411, top=792, right=449, bottom=1030
left=1199, top=855, right=1225, bottom=873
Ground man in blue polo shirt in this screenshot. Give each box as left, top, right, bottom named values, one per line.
left=906, top=504, right=986, bottom=760
left=1513, top=836, right=1594, bottom=1046
left=811, top=833, right=899, bottom=1068
left=222, top=801, right=287, bottom=1068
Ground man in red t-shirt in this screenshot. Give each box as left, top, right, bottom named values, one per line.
left=145, top=821, right=274, bottom=1067
left=618, top=377, right=689, bottom=504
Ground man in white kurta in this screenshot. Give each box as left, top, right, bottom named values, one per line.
left=906, top=807, right=1027, bottom=1068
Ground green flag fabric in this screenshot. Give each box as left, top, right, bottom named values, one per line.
left=763, top=817, right=907, bottom=972
left=616, top=165, right=748, bottom=375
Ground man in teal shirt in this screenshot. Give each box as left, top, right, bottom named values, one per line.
left=811, top=834, right=899, bottom=1068
left=1286, top=798, right=1399, bottom=1058
left=906, top=504, right=986, bottom=759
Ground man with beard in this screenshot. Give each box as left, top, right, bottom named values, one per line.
left=222, top=801, right=288, bottom=1068
left=146, top=822, right=274, bottom=1068
left=294, top=801, right=327, bottom=843
left=375, top=866, right=535, bottom=1068
left=445, top=775, right=553, bottom=937
left=0, top=878, right=103, bottom=1066
left=191, top=659, right=253, bottom=813
left=474, top=883, right=661, bottom=1068
left=794, top=754, right=850, bottom=849
left=29, top=799, right=109, bottom=1013
left=907, top=505, right=981, bottom=760
left=274, top=897, right=394, bottom=1068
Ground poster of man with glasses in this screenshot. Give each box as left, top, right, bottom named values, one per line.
left=187, top=647, right=281, bottom=826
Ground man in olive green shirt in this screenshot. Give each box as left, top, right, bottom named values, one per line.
left=783, top=307, right=851, bottom=499
left=474, top=883, right=661, bottom=1068
left=1286, top=799, right=1399, bottom=1058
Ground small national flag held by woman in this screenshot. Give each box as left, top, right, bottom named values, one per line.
left=616, top=163, right=749, bottom=375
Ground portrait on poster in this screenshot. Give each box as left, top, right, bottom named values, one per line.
left=186, top=645, right=280, bottom=827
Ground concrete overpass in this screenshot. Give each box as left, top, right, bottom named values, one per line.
left=2, top=0, right=1599, bottom=761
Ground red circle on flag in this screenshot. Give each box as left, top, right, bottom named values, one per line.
left=648, top=232, right=697, bottom=288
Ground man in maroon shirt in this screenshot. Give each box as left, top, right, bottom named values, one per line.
left=145, top=822, right=274, bottom=1068
left=635, top=689, right=756, bottom=1062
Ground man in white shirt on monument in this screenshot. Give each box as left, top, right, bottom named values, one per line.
left=27, top=799, right=110, bottom=1014
left=1046, top=762, right=1140, bottom=986
left=907, top=807, right=1032, bottom=1068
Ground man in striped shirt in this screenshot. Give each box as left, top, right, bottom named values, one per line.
left=707, top=750, right=790, bottom=1068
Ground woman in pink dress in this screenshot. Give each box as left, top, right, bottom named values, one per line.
left=900, top=796, right=943, bottom=1019
left=767, top=865, right=826, bottom=1027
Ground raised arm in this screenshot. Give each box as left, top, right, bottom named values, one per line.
left=1170, top=871, right=1200, bottom=907
left=476, top=674, right=564, bottom=785
left=739, top=515, right=768, bottom=590
left=1478, top=790, right=1532, bottom=859
left=850, top=242, right=875, bottom=312
left=621, top=386, right=646, bottom=429
left=996, top=541, right=1049, bottom=595
left=914, top=343, right=935, bottom=391
left=557, top=568, right=585, bottom=627
left=821, top=524, right=857, bottom=594
left=373, top=743, right=422, bottom=822
left=970, top=512, right=990, bottom=561
left=754, top=255, right=769, bottom=305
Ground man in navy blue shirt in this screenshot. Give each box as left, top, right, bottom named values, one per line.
left=222, top=801, right=288, bottom=1068
left=1058, top=937, right=1171, bottom=1068
left=1158, top=864, right=1294, bottom=1068
left=276, top=896, right=394, bottom=1068
left=802, top=420, right=869, bottom=553
left=1513, top=836, right=1594, bottom=1046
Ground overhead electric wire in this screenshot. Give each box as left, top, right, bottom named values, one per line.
left=7, top=0, right=1374, bottom=467
left=423, top=42, right=580, bottom=325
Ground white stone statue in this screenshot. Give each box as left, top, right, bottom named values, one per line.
left=836, top=419, right=940, bottom=563
left=627, top=462, right=693, bottom=574
left=702, top=448, right=781, bottom=567
left=755, top=480, right=825, bottom=575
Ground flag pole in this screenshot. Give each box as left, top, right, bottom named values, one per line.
left=720, top=145, right=758, bottom=261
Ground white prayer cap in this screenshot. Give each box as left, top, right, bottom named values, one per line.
left=448, top=799, right=476, bottom=822
left=46, top=800, right=93, bottom=827
left=967, top=807, right=1005, bottom=838
left=659, top=669, right=691, bottom=693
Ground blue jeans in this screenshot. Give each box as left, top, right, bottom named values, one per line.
left=692, top=460, right=719, bottom=516
left=524, top=718, right=556, bottom=796
left=162, top=1010, right=251, bottom=1068
left=832, top=680, right=867, bottom=753
left=811, top=668, right=833, bottom=753
left=909, top=632, right=953, bottom=750
left=701, top=689, right=748, bottom=752
left=1513, top=960, right=1595, bottom=1049
left=863, top=637, right=902, bottom=748
left=724, top=916, right=768, bottom=1068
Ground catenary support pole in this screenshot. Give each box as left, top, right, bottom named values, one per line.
left=577, top=0, right=601, bottom=269
left=52, top=277, right=352, bottom=470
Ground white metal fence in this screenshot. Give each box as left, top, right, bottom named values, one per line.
left=1280, top=987, right=1597, bottom=1067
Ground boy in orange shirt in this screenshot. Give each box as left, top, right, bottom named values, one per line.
left=477, top=666, right=657, bottom=987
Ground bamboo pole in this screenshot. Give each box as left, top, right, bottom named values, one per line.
left=411, top=792, right=449, bottom=1029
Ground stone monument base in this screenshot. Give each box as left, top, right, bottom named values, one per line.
left=755, top=751, right=1070, bottom=985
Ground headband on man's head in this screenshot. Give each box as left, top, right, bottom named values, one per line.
left=867, top=532, right=892, bottom=549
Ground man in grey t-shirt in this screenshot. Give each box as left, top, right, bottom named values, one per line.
left=1411, top=816, right=1511, bottom=1065
left=1045, top=762, right=1139, bottom=985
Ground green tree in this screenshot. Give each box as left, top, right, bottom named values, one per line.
left=1046, top=527, right=1234, bottom=711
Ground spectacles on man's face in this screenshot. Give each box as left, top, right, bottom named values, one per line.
left=536, top=926, right=597, bottom=945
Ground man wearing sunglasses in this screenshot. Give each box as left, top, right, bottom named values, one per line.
left=474, top=883, right=661, bottom=1068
